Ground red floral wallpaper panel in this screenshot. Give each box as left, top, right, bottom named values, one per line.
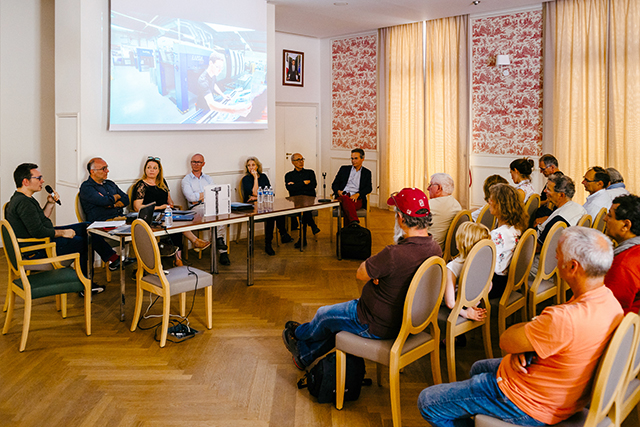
left=472, top=11, right=543, bottom=156
left=332, top=35, right=377, bottom=150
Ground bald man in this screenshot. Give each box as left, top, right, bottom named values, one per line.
left=285, top=153, right=320, bottom=248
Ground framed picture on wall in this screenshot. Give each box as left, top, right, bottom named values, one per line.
left=283, top=50, right=304, bottom=87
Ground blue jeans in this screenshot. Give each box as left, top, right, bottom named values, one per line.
left=418, top=359, right=547, bottom=427
left=295, top=299, right=379, bottom=366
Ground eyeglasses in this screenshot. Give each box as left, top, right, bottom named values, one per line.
left=30, top=175, right=43, bottom=181
left=191, top=161, right=204, bottom=164
left=92, top=166, right=108, bottom=172
left=147, top=156, right=161, bottom=161
left=292, top=158, right=305, bottom=162
left=539, top=165, right=550, bottom=172
left=350, top=157, right=361, bottom=161
left=582, top=177, right=597, bottom=183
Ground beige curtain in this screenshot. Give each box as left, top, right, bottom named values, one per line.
left=378, top=22, right=425, bottom=202
left=608, top=0, right=640, bottom=193
left=547, top=0, right=609, bottom=204
left=424, top=15, right=469, bottom=206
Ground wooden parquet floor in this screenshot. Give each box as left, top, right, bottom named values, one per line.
left=1, top=208, right=637, bottom=427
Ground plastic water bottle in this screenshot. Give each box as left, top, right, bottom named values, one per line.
left=258, top=186, right=264, bottom=205
left=267, top=186, right=273, bottom=205
left=164, top=206, right=173, bottom=227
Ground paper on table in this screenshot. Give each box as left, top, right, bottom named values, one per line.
left=88, top=220, right=126, bottom=229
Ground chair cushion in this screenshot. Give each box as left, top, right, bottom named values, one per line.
left=142, top=266, right=213, bottom=296
left=438, top=305, right=468, bottom=326
left=332, top=207, right=367, bottom=217
left=336, top=330, right=434, bottom=366
left=13, top=267, right=85, bottom=299
left=537, top=279, right=556, bottom=295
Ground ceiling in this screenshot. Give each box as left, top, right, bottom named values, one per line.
left=271, top=0, right=542, bottom=38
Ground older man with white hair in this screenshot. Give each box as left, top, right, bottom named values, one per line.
left=426, top=173, right=462, bottom=249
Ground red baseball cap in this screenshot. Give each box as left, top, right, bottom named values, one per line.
left=387, top=188, right=430, bottom=217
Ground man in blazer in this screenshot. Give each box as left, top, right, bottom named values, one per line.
left=331, top=148, right=372, bottom=226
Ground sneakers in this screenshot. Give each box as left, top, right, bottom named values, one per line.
left=108, top=257, right=136, bottom=272
left=283, top=321, right=305, bottom=370
left=292, top=354, right=306, bottom=371
left=216, top=237, right=228, bottom=250
left=265, top=245, right=276, bottom=256
left=280, top=233, right=293, bottom=244
left=294, top=239, right=307, bottom=249
left=219, top=252, right=231, bottom=265
left=80, top=283, right=105, bottom=297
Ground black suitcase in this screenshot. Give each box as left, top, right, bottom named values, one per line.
left=338, top=223, right=371, bottom=260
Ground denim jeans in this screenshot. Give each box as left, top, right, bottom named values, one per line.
left=418, top=358, right=547, bottom=427
left=295, top=299, right=379, bottom=366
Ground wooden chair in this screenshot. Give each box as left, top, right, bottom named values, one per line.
left=524, top=194, right=540, bottom=226
left=619, top=313, right=640, bottom=424
left=438, top=239, right=496, bottom=382
left=75, top=194, right=113, bottom=282
left=475, top=204, right=496, bottom=231
left=334, top=256, right=447, bottom=427
left=443, top=210, right=472, bottom=262
left=129, top=219, right=214, bottom=347
left=492, top=229, right=536, bottom=356
left=475, top=312, right=640, bottom=427
left=592, top=207, right=608, bottom=233
left=527, top=222, right=566, bottom=320
left=330, top=193, right=370, bottom=243
left=577, top=214, right=592, bottom=228
left=1, top=219, right=92, bottom=352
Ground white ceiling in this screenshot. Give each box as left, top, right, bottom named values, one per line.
left=271, top=0, right=543, bottom=38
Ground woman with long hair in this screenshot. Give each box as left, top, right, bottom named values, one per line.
left=241, top=156, right=292, bottom=255
left=487, top=183, right=529, bottom=299
left=131, top=157, right=210, bottom=265
left=509, top=158, right=535, bottom=203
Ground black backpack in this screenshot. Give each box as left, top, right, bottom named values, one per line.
left=337, top=222, right=372, bottom=260
left=296, top=352, right=372, bottom=404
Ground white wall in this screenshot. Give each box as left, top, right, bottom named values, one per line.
left=0, top=0, right=56, bottom=211
left=53, top=0, right=277, bottom=225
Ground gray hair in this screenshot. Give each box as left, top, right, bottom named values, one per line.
left=395, top=208, right=432, bottom=230
left=606, top=167, right=624, bottom=185
left=429, top=173, right=455, bottom=195
left=548, top=173, right=576, bottom=199
left=559, top=227, right=613, bottom=278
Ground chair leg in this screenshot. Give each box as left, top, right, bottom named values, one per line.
left=19, top=297, right=32, bottom=352
left=179, top=293, right=186, bottom=317
left=205, top=287, right=213, bottom=329
left=60, top=293, right=68, bottom=318
left=330, top=213, right=334, bottom=243
left=377, top=363, right=383, bottom=386
left=446, top=328, right=457, bottom=382
left=430, top=344, right=442, bottom=384
left=130, top=287, right=144, bottom=332
left=55, top=294, right=61, bottom=312
left=498, top=310, right=507, bottom=357
left=160, top=296, right=170, bottom=347
left=389, top=360, right=402, bottom=427
left=105, top=262, right=111, bottom=282
left=84, top=284, right=91, bottom=336
left=482, top=321, right=493, bottom=359
left=335, top=350, right=347, bottom=410
left=3, top=290, right=15, bottom=334
left=235, top=223, right=242, bottom=243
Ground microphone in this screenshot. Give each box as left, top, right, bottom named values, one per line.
left=45, top=185, right=61, bottom=205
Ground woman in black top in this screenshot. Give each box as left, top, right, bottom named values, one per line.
left=241, top=157, right=292, bottom=255
left=132, top=157, right=210, bottom=264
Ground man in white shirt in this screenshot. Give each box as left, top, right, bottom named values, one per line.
left=426, top=173, right=462, bottom=249
left=582, top=166, right=612, bottom=220
left=181, top=153, right=230, bottom=265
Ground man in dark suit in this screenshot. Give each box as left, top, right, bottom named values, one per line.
left=331, top=148, right=372, bottom=226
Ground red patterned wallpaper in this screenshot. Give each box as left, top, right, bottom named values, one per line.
left=472, top=11, right=543, bottom=156
left=332, top=35, right=377, bottom=150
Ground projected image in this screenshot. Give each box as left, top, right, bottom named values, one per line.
left=109, top=1, right=267, bottom=130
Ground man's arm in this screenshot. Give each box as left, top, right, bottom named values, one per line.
left=500, top=323, right=535, bottom=354
left=16, top=198, right=56, bottom=239
left=114, top=181, right=130, bottom=207
left=79, top=182, right=115, bottom=208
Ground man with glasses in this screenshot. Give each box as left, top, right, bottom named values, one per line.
left=181, top=153, right=229, bottom=265
left=79, top=157, right=135, bottom=273
left=581, top=166, right=612, bottom=219
left=285, top=153, right=320, bottom=248
left=6, top=163, right=104, bottom=293
left=426, top=173, right=462, bottom=250
left=533, top=154, right=563, bottom=224
left=331, top=148, right=372, bottom=226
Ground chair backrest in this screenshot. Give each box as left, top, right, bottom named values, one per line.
left=577, top=214, right=592, bottom=228
left=585, top=312, right=639, bottom=426
left=75, top=194, right=86, bottom=222
left=2, top=202, right=7, bottom=220
left=444, top=210, right=472, bottom=261
left=476, top=204, right=496, bottom=230
left=503, top=229, right=537, bottom=300
left=592, top=207, right=608, bottom=233
left=524, top=193, right=540, bottom=221
left=457, top=239, right=497, bottom=306
left=131, top=219, right=161, bottom=274
left=622, top=313, right=640, bottom=402
left=0, top=219, right=21, bottom=273
left=540, top=221, right=566, bottom=278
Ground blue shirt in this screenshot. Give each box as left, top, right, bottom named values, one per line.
left=343, top=166, right=362, bottom=194
left=79, top=177, right=129, bottom=222
left=181, top=172, right=214, bottom=207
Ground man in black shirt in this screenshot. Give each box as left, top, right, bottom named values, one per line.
left=196, top=51, right=251, bottom=117
left=285, top=153, right=320, bottom=247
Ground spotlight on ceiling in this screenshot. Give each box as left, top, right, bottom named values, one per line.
left=472, top=0, right=481, bottom=4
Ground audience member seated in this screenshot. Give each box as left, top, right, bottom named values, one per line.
left=444, top=222, right=490, bottom=321
left=509, top=158, right=535, bottom=203
left=418, top=227, right=623, bottom=427
left=181, top=153, right=229, bottom=265
left=79, top=157, right=135, bottom=272
left=241, top=156, right=293, bottom=256
left=606, top=167, right=630, bottom=199
left=331, top=148, right=372, bottom=226
left=581, top=166, right=612, bottom=219
left=534, top=173, right=585, bottom=245
left=604, top=194, right=640, bottom=314
left=6, top=163, right=104, bottom=294
left=426, top=173, right=462, bottom=250
left=132, top=157, right=210, bottom=266
left=471, top=174, right=508, bottom=222
left=282, top=188, right=441, bottom=370
left=285, top=153, right=320, bottom=248
left=534, top=154, right=562, bottom=222
left=487, top=184, right=529, bottom=299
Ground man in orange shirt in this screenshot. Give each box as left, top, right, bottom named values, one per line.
left=418, top=227, right=623, bottom=427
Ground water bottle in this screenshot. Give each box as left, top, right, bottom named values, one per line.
left=258, top=186, right=264, bottom=205
left=164, top=206, right=173, bottom=227
left=267, top=186, right=273, bottom=205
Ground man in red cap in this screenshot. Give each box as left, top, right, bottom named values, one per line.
left=282, top=188, right=442, bottom=370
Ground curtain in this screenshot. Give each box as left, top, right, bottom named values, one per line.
left=378, top=22, right=424, bottom=203
left=608, top=0, right=640, bottom=192
left=424, top=15, right=469, bottom=206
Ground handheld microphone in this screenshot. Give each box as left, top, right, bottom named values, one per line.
left=45, top=185, right=61, bottom=205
